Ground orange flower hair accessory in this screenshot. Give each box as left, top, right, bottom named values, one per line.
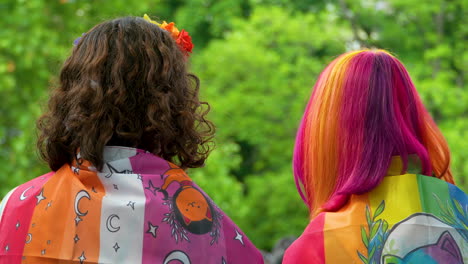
left=143, top=14, right=193, bottom=56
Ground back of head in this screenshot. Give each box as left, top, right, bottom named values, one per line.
left=293, top=49, right=452, bottom=217
left=37, top=17, right=214, bottom=171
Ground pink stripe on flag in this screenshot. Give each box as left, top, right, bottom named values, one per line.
left=0, top=172, right=54, bottom=264
left=283, top=213, right=326, bottom=263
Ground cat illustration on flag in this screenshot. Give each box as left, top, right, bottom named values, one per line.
left=358, top=198, right=468, bottom=264
left=382, top=231, right=463, bottom=264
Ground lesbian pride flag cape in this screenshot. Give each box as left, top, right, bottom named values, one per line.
left=284, top=165, right=468, bottom=263
left=0, top=146, right=263, bottom=264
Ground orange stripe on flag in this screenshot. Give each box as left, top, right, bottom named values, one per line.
left=324, top=194, right=370, bottom=263
left=22, top=165, right=105, bottom=263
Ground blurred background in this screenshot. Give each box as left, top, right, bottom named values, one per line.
left=0, top=0, right=466, bottom=261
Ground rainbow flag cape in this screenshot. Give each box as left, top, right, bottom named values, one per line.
left=284, top=171, right=468, bottom=263
left=0, top=147, right=263, bottom=264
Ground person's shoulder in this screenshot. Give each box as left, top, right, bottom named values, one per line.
left=1, top=172, right=51, bottom=198
left=446, top=179, right=468, bottom=204
left=0, top=171, right=55, bottom=216
left=416, top=174, right=468, bottom=201
left=158, top=167, right=264, bottom=263
left=283, top=214, right=326, bottom=264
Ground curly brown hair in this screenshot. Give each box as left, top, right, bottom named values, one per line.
left=37, top=17, right=215, bottom=171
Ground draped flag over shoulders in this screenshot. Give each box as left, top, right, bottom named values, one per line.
left=0, top=146, right=264, bottom=264
left=284, top=161, right=468, bottom=264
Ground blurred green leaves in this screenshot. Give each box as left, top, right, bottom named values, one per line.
left=0, top=0, right=466, bottom=251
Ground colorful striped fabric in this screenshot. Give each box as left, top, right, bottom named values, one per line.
left=284, top=168, right=468, bottom=263
left=0, top=146, right=263, bottom=264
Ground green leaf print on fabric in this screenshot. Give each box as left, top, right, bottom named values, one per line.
left=358, top=200, right=390, bottom=264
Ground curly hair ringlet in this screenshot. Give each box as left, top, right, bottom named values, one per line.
left=37, top=16, right=215, bottom=171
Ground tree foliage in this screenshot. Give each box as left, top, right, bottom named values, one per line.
left=0, top=0, right=466, bottom=251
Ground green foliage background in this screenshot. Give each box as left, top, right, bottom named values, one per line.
left=0, top=0, right=466, bottom=251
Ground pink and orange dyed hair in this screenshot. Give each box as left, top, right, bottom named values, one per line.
left=293, top=50, right=453, bottom=217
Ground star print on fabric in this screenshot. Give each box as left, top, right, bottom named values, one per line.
left=75, top=216, right=83, bottom=226
left=127, top=201, right=135, bottom=210
left=113, top=242, right=120, bottom=252
left=46, top=201, right=52, bottom=210
left=144, top=180, right=159, bottom=195
left=47, top=240, right=51, bottom=245
left=234, top=229, right=245, bottom=246
left=36, top=189, right=46, bottom=205
left=41, top=249, right=46, bottom=255
left=78, top=251, right=86, bottom=264
left=15, top=220, right=20, bottom=230
left=5, top=244, right=9, bottom=252
left=74, top=234, right=80, bottom=243
left=146, top=222, right=158, bottom=238
left=113, top=184, right=119, bottom=190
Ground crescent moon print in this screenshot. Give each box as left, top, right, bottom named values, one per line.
left=106, top=214, right=120, bottom=233
left=25, top=233, right=32, bottom=244
left=20, top=186, right=34, bottom=201
left=74, top=190, right=91, bottom=216
left=163, top=250, right=191, bottom=264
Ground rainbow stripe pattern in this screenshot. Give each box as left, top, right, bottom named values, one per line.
left=0, top=147, right=263, bottom=264
left=284, top=163, right=468, bottom=263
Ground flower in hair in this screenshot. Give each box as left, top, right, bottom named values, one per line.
left=143, top=14, right=193, bottom=56
left=73, top=33, right=85, bottom=46
left=176, top=30, right=193, bottom=54
left=159, top=21, right=180, bottom=39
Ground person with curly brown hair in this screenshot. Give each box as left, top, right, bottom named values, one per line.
left=0, top=16, right=264, bottom=264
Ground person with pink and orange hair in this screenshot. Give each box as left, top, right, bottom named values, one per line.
left=284, top=50, right=468, bottom=263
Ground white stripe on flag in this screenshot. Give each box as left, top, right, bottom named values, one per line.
left=0, top=187, right=18, bottom=224
left=98, top=158, right=145, bottom=264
